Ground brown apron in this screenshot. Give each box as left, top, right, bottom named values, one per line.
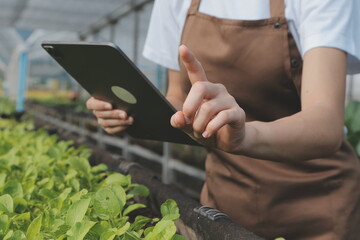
left=178, top=0, right=360, bottom=239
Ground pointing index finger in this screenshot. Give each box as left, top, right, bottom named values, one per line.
left=179, top=45, right=208, bottom=84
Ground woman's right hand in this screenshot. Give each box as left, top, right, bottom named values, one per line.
left=86, top=97, right=134, bottom=134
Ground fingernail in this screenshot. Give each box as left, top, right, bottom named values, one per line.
left=202, top=131, right=210, bottom=138
left=119, top=112, right=126, bottom=119
left=105, top=103, right=112, bottom=110
left=194, top=132, right=202, bottom=139
left=184, top=116, right=191, bottom=125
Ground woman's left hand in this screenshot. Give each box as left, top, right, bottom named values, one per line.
left=170, top=45, right=246, bottom=153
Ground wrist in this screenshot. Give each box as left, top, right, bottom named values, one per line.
left=233, top=122, right=259, bottom=156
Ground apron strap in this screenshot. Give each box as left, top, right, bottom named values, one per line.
left=188, top=0, right=201, bottom=15
left=270, top=0, right=285, bottom=18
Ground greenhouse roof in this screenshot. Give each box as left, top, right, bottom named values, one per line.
left=0, top=0, right=148, bottom=65
left=0, top=0, right=130, bottom=32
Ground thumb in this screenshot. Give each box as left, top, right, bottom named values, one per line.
left=170, top=111, right=194, bottom=133
left=171, top=111, right=216, bottom=146
left=179, top=44, right=208, bottom=84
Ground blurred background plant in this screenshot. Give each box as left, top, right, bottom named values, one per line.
left=0, top=97, right=15, bottom=115
left=345, top=100, right=360, bottom=157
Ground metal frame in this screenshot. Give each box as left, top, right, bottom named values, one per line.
left=79, top=0, right=153, bottom=40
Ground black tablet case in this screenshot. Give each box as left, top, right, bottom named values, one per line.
left=41, top=41, right=199, bottom=146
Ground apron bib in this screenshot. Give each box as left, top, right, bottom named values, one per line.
left=178, top=0, right=360, bottom=239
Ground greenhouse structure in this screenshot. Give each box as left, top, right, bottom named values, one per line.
left=0, top=0, right=359, bottom=239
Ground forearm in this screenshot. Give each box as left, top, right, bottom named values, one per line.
left=239, top=48, right=347, bottom=162
left=241, top=106, right=344, bottom=161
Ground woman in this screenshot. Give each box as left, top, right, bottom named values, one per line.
left=87, top=0, right=360, bottom=239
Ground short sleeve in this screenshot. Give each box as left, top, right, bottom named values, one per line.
left=298, top=0, right=360, bottom=74
left=142, top=0, right=190, bottom=71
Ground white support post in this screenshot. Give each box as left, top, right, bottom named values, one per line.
left=97, top=125, right=105, bottom=149
left=162, top=142, right=173, bottom=184
left=123, top=134, right=132, bottom=161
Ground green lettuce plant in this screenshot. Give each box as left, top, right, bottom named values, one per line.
left=0, top=119, right=185, bottom=240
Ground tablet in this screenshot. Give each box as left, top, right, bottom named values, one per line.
left=41, top=41, right=199, bottom=146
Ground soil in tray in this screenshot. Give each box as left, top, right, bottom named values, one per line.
left=128, top=204, right=161, bottom=222
left=131, top=155, right=162, bottom=176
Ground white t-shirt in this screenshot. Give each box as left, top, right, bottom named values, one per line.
left=143, top=0, right=360, bottom=74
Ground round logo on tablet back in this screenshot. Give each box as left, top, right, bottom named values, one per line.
left=111, top=86, right=137, bottom=104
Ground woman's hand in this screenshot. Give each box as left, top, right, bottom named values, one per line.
left=86, top=97, right=134, bottom=134
left=170, top=45, right=247, bottom=153
left=169, top=46, right=346, bottom=161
